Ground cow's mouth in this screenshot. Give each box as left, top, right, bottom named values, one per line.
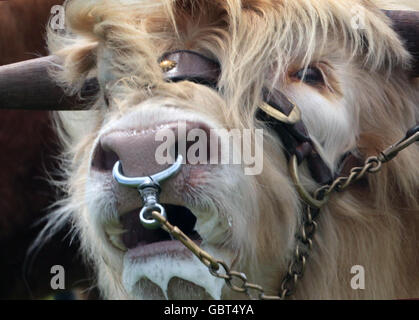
left=105, top=204, right=202, bottom=254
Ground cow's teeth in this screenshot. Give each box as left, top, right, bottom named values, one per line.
left=108, top=234, right=128, bottom=252
left=104, top=223, right=125, bottom=236
left=104, top=222, right=127, bottom=251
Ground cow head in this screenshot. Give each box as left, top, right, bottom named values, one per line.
left=1, top=0, right=418, bottom=299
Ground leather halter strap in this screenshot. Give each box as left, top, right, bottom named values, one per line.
left=160, top=50, right=334, bottom=185
left=160, top=50, right=220, bottom=87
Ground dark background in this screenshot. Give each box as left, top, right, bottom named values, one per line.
left=0, top=0, right=95, bottom=299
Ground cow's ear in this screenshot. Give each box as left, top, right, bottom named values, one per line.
left=384, top=10, right=419, bottom=77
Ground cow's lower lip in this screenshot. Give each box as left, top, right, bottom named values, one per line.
left=126, top=239, right=201, bottom=262
left=122, top=238, right=227, bottom=300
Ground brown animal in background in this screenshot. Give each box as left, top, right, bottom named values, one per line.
left=0, top=0, right=93, bottom=299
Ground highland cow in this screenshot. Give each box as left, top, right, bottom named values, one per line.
left=1, top=0, right=418, bottom=300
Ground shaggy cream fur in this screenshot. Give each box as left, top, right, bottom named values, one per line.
left=39, top=0, right=418, bottom=299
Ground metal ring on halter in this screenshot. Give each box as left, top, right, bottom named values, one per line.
left=289, top=155, right=328, bottom=208
left=112, top=155, right=184, bottom=188
left=140, top=203, right=166, bottom=230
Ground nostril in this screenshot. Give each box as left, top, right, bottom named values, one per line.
left=91, top=121, right=216, bottom=176
left=91, top=142, right=120, bottom=172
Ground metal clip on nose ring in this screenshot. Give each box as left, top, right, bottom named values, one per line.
left=112, top=155, right=183, bottom=229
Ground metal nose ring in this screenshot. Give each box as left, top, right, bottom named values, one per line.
left=112, top=155, right=183, bottom=229
left=112, top=155, right=183, bottom=188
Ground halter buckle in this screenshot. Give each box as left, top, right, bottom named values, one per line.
left=259, top=100, right=301, bottom=125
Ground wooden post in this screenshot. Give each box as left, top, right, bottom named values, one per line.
left=0, top=56, right=99, bottom=110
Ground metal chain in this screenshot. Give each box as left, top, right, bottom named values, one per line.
left=314, top=128, right=419, bottom=203
left=278, top=206, right=319, bottom=299
left=314, top=156, right=382, bottom=201
left=151, top=128, right=418, bottom=300
left=152, top=210, right=284, bottom=300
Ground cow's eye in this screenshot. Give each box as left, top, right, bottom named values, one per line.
left=294, top=67, right=324, bottom=85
